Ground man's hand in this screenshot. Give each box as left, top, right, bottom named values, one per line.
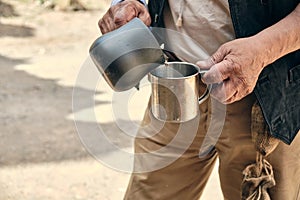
left=197, top=37, right=266, bottom=104
left=197, top=3, right=300, bottom=104
left=98, top=0, right=151, bottom=34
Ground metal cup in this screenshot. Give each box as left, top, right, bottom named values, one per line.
left=148, top=62, right=210, bottom=122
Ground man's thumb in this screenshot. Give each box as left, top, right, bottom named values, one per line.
left=196, top=57, right=215, bottom=70
left=196, top=46, right=226, bottom=70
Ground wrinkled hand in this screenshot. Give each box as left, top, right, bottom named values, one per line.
left=197, top=37, right=267, bottom=104
left=98, top=0, right=151, bottom=34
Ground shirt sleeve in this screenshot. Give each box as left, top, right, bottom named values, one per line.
left=111, top=0, right=146, bottom=6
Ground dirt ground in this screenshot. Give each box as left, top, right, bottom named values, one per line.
left=0, top=0, right=222, bottom=199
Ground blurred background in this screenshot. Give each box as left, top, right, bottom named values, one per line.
left=0, top=0, right=222, bottom=199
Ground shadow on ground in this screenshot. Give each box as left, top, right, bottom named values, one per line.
left=0, top=23, right=35, bottom=37
left=0, top=0, right=34, bottom=38
left=0, top=54, right=134, bottom=166
left=0, top=0, right=18, bottom=17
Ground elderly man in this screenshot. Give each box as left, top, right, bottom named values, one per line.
left=98, top=0, right=300, bottom=199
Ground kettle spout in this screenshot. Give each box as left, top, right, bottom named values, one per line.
left=135, top=82, right=140, bottom=91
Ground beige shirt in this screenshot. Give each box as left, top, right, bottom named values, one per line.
left=164, top=0, right=235, bottom=63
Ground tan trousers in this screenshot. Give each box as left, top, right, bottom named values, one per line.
left=124, top=94, right=300, bottom=200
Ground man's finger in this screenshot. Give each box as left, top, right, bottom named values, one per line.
left=223, top=81, right=253, bottom=104
left=223, top=88, right=247, bottom=104
left=210, top=80, right=237, bottom=103
left=202, top=60, right=232, bottom=84
left=100, top=17, right=116, bottom=34
left=198, top=45, right=227, bottom=69
left=98, top=19, right=109, bottom=34
left=98, top=18, right=106, bottom=34
left=223, top=93, right=239, bottom=104
left=114, top=5, right=137, bottom=27
left=133, top=1, right=151, bottom=26
left=137, top=9, right=151, bottom=26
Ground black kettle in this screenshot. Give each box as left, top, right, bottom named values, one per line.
left=89, top=18, right=165, bottom=91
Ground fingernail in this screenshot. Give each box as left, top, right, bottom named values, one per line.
left=196, top=61, right=206, bottom=67
left=196, top=61, right=203, bottom=65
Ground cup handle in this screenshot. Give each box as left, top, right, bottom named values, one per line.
left=198, top=70, right=211, bottom=105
